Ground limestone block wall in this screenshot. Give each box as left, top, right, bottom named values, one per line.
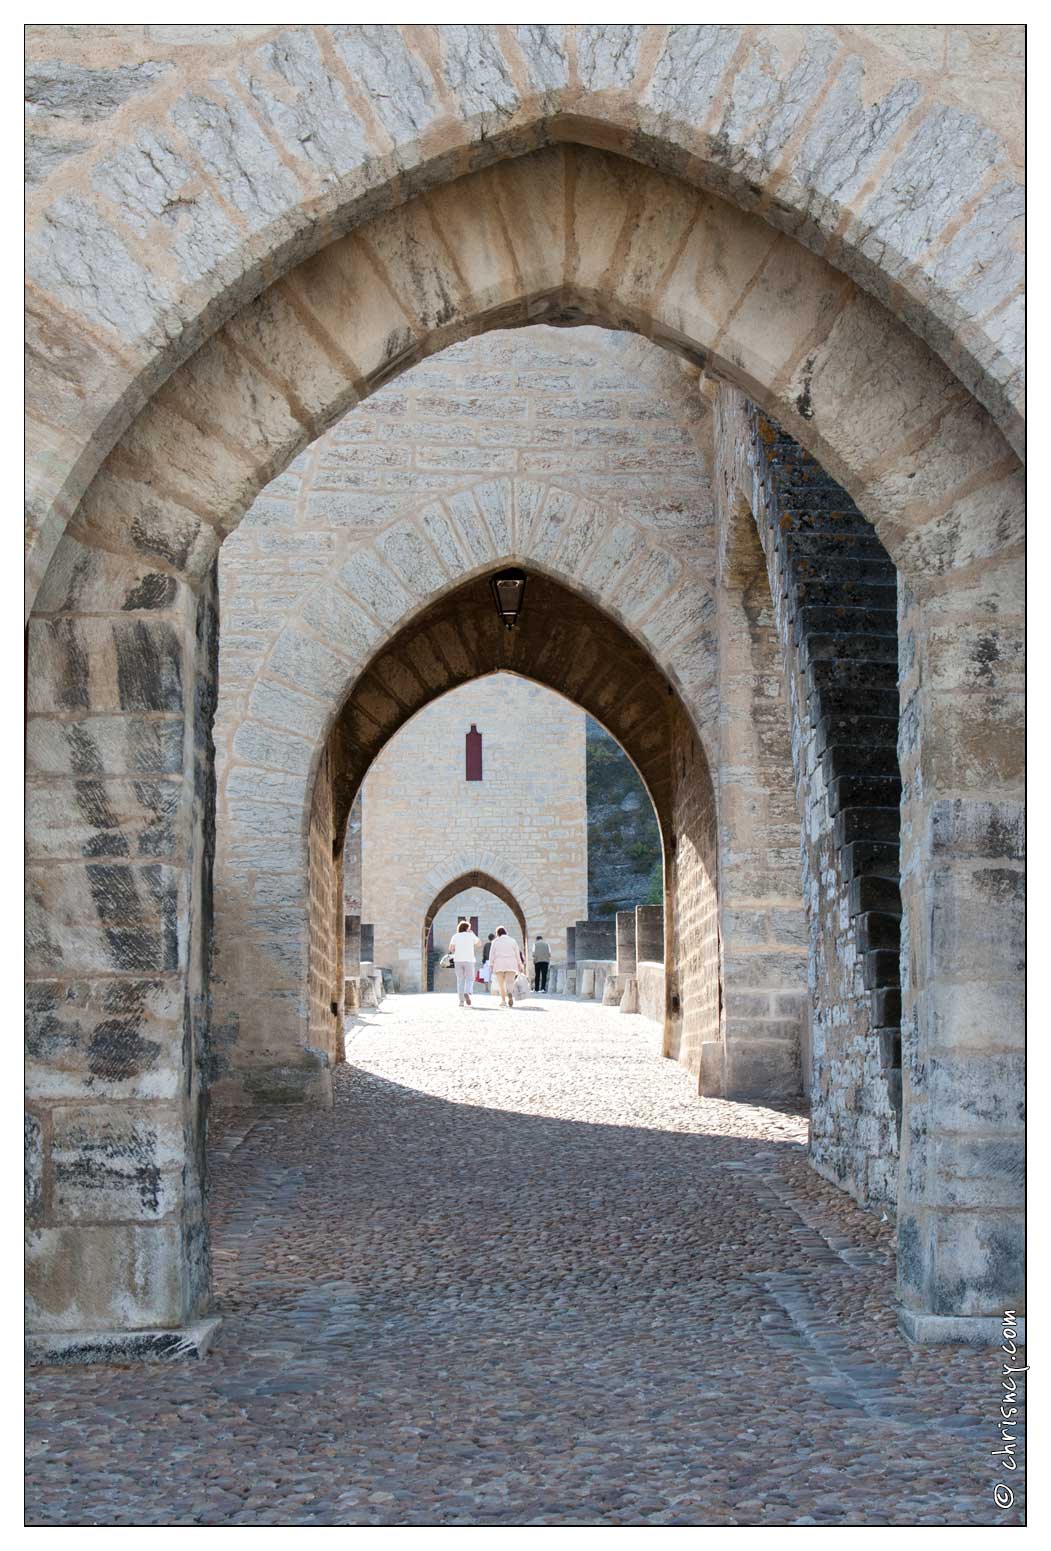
left=360, top=675, right=587, bottom=992
left=664, top=712, right=720, bottom=1079
left=26, top=559, right=218, bottom=1333
left=712, top=464, right=809, bottom=1100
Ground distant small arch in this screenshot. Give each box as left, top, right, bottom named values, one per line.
left=422, top=869, right=528, bottom=992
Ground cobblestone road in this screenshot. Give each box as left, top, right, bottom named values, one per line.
left=26, top=994, right=1023, bottom=1526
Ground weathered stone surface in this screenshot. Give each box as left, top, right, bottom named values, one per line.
left=51, top=1105, right=185, bottom=1222
left=330, top=25, right=441, bottom=143
left=241, top=31, right=369, bottom=180
left=859, top=106, right=1002, bottom=272
left=92, top=128, right=240, bottom=284
left=26, top=56, right=172, bottom=121
left=576, top=24, right=641, bottom=90
left=26, top=977, right=184, bottom=1100
left=26, top=1222, right=188, bottom=1331
left=25, top=191, right=176, bottom=342
left=644, top=25, right=743, bottom=124
left=170, top=87, right=302, bottom=221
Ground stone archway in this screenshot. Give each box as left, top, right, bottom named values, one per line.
left=27, top=141, right=1023, bottom=1345
left=297, top=569, right=723, bottom=1103
left=26, top=24, right=1023, bottom=613
left=421, top=870, right=530, bottom=993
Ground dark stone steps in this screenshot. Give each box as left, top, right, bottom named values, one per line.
left=804, top=632, right=899, bottom=664
left=834, top=806, right=900, bottom=848
left=789, top=556, right=897, bottom=586
left=822, top=743, right=900, bottom=783
left=829, top=776, right=902, bottom=816
left=799, top=595, right=899, bottom=632
left=872, top=987, right=902, bottom=1026
left=781, top=538, right=891, bottom=567
left=842, top=840, right=900, bottom=883
left=864, top=949, right=900, bottom=991
left=808, top=658, right=898, bottom=693
left=850, top=875, right=902, bottom=918
left=817, top=715, right=899, bottom=760
left=753, top=409, right=903, bottom=1136
left=856, top=911, right=902, bottom=952
left=818, top=687, right=900, bottom=723
left=876, top=1028, right=903, bottom=1070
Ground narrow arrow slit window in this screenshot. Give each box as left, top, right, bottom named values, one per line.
left=466, top=723, right=483, bottom=781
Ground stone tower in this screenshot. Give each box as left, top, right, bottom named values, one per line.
left=358, top=674, right=588, bottom=989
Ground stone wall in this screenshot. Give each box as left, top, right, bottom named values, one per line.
left=713, top=472, right=809, bottom=1099
left=665, top=711, right=720, bottom=1079
left=359, top=675, right=587, bottom=991
left=308, top=747, right=342, bottom=1068
left=26, top=550, right=217, bottom=1333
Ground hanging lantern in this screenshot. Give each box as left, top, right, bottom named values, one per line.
left=489, top=568, right=527, bottom=630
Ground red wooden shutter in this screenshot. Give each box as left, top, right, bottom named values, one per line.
left=466, top=723, right=483, bottom=781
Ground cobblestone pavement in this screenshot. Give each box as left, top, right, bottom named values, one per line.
left=26, top=994, right=1024, bottom=1526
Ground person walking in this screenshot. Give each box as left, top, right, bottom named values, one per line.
left=448, top=918, right=482, bottom=1007
left=480, top=932, right=495, bottom=993
left=489, top=925, right=525, bottom=1008
left=533, top=934, right=551, bottom=994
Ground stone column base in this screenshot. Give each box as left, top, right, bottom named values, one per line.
left=899, top=1310, right=1026, bottom=1347
left=26, top=1317, right=221, bottom=1367
left=618, top=976, right=639, bottom=1014
left=210, top=1056, right=333, bottom=1108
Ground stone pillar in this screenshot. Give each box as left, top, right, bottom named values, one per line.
left=601, top=974, right=622, bottom=1006
left=360, top=923, right=374, bottom=963
left=619, top=977, right=640, bottom=1014
left=26, top=564, right=218, bottom=1356
left=635, top=905, right=664, bottom=962
left=344, top=914, right=361, bottom=976
left=579, top=967, right=595, bottom=999
left=575, top=918, right=616, bottom=961
left=895, top=567, right=1025, bottom=1344
left=615, top=911, right=637, bottom=976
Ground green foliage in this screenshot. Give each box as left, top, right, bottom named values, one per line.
left=585, top=716, right=662, bottom=916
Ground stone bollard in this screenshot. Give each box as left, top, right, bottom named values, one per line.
left=344, top=978, right=360, bottom=1013
left=576, top=918, right=616, bottom=962
left=602, top=974, right=622, bottom=1006
left=635, top=904, right=664, bottom=963
left=619, top=976, right=640, bottom=1014
left=344, top=913, right=361, bottom=976
left=615, top=910, right=637, bottom=976
left=358, top=975, right=377, bottom=1008
left=580, top=967, right=595, bottom=998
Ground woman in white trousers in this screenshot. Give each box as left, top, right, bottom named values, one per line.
left=448, top=920, right=482, bottom=1006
